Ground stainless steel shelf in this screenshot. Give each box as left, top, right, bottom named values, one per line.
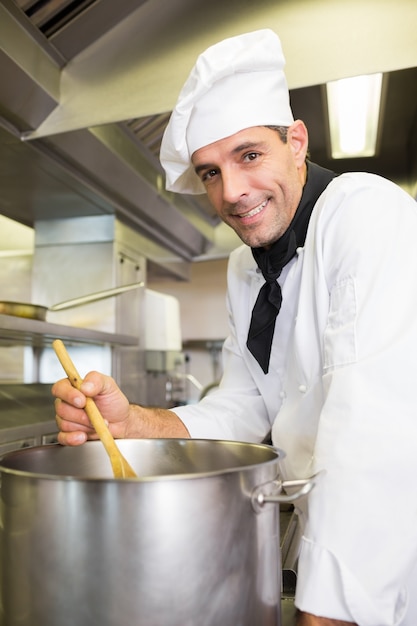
left=0, top=313, right=139, bottom=347
left=0, top=384, right=58, bottom=455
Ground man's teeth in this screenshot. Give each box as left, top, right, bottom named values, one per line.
left=241, top=201, right=267, bottom=218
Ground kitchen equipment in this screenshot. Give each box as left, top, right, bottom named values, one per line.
left=0, top=439, right=314, bottom=626
left=52, top=339, right=137, bottom=478
left=0, top=282, right=144, bottom=320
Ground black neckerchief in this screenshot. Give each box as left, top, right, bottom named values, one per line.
left=246, top=161, right=336, bottom=374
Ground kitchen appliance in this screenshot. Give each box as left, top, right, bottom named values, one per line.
left=0, top=282, right=143, bottom=321
left=0, top=439, right=313, bottom=626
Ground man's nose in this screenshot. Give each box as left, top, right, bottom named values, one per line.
left=221, top=166, right=247, bottom=204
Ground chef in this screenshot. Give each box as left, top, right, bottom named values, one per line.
left=53, top=29, right=417, bottom=625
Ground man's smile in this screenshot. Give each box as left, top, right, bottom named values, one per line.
left=236, top=200, right=268, bottom=220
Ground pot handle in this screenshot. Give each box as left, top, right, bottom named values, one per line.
left=49, top=282, right=144, bottom=312
left=252, top=473, right=320, bottom=512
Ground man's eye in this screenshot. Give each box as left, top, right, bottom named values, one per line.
left=202, top=169, right=218, bottom=182
left=244, top=152, right=259, bottom=162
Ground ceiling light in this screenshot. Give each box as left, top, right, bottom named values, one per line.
left=326, top=73, right=383, bottom=159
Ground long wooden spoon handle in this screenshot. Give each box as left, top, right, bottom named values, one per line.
left=52, top=339, right=137, bottom=478
left=52, top=339, right=121, bottom=453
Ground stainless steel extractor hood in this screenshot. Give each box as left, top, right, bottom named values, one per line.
left=0, top=0, right=222, bottom=280
left=1, top=0, right=416, bottom=280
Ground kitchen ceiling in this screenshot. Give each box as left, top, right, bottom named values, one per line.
left=1, top=0, right=416, bottom=277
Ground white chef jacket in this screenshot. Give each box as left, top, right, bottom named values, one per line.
left=175, top=172, right=417, bottom=625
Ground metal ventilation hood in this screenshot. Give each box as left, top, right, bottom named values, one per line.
left=1, top=0, right=417, bottom=278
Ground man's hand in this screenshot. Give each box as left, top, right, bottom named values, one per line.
left=52, top=371, right=190, bottom=445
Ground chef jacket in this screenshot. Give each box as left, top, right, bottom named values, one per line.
left=175, top=171, right=417, bottom=625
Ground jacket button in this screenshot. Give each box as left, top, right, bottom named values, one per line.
left=298, top=384, right=307, bottom=393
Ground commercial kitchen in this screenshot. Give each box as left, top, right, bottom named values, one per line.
left=0, top=1, right=416, bottom=624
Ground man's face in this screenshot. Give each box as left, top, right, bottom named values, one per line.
left=192, top=124, right=307, bottom=248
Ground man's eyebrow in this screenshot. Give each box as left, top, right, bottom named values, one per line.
left=232, top=141, right=263, bottom=153
left=194, top=162, right=215, bottom=176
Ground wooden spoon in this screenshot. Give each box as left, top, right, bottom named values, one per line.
left=52, top=339, right=137, bottom=479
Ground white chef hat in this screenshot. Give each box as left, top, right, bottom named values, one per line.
left=160, top=29, right=294, bottom=195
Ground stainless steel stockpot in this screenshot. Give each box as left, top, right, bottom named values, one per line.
left=0, top=439, right=313, bottom=626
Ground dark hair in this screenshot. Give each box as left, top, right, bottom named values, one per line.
left=265, top=125, right=310, bottom=160
left=265, top=125, right=288, bottom=143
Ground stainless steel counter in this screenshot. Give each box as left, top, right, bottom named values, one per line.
left=280, top=507, right=299, bottom=625
left=282, top=598, right=298, bottom=625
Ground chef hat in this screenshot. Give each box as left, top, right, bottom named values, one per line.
left=160, top=29, right=294, bottom=195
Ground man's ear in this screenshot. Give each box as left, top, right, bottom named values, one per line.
left=288, top=120, right=309, bottom=167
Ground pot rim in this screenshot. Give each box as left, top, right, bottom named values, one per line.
left=0, top=438, right=283, bottom=483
